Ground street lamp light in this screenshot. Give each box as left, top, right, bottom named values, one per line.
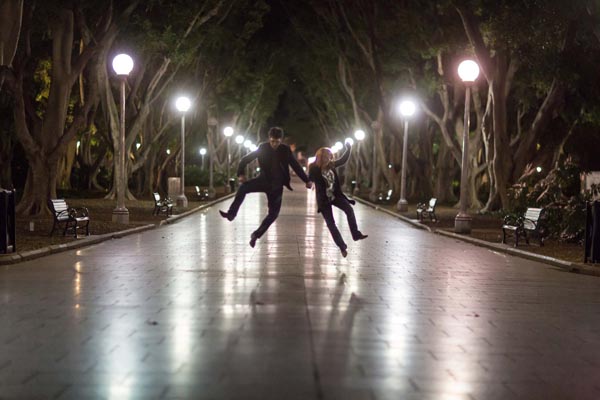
left=332, top=141, right=342, bottom=153
left=353, top=130, right=365, bottom=195
left=111, top=53, right=133, bottom=224
left=455, top=59, right=480, bottom=234
left=175, top=96, right=191, bottom=208
left=223, top=126, right=233, bottom=192
left=396, top=99, right=416, bottom=212
left=235, top=134, right=244, bottom=160
left=199, top=147, right=207, bottom=170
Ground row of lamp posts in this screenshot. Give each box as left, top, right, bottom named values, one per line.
left=110, top=53, right=195, bottom=220
left=111, top=52, right=479, bottom=234
left=111, top=53, right=257, bottom=217
left=221, top=127, right=259, bottom=191
left=347, top=59, right=479, bottom=234
left=392, top=59, right=479, bottom=233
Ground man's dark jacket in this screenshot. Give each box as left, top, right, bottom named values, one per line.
left=237, top=142, right=309, bottom=190
left=308, top=144, right=355, bottom=212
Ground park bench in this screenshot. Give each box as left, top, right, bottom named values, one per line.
left=502, top=207, right=546, bottom=247
left=153, top=192, right=173, bottom=216
left=195, top=186, right=209, bottom=200
left=48, top=199, right=90, bottom=238
left=416, top=198, right=437, bottom=222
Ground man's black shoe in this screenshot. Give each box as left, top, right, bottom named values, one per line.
left=354, top=233, right=368, bottom=241
left=219, top=210, right=233, bottom=221
left=249, top=233, right=258, bottom=248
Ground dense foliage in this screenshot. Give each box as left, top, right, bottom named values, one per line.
left=0, top=0, right=599, bottom=222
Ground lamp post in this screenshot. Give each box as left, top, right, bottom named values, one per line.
left=344, top=137, right=354, bottom=192
left=199, top=147, right=207, bottom=171
left=235, top=134, right=244, bottom=161
left=175, top=96, right=191, bottom=207
left=353, top=130, right=365, bottom=195
left=223, top=126, right=233, bottom=192
left=111, top=53, right=133, bottom=224
left=396, top=100, right=416, bottom=212
left=207, top=117, right=217, bottom=199
left=369, top=120, right=381, bottom=202
left=243, top=140, right=252, bottom=176
left=455, top=59, right=480, bottom=234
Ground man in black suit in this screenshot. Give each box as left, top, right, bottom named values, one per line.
left=219, top=127, right=312, bottom=247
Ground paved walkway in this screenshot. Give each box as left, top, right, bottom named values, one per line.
left=1, top=179, right=600, bottom=400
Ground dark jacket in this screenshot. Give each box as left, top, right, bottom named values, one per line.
left=237, top=142, right=309, bottom=190
left=308, top=144, right=355, bottom=212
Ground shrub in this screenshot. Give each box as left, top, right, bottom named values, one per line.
left=184, top=165, right=210, bottom=186
left=508, top=157, right=593, bottom=243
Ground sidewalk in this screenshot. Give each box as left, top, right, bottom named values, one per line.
left=352, top=197, right=600, bottom=277
left=0, top=179, right=599, bottom=399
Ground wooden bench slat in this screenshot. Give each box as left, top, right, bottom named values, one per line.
left=416, top=198, right=437, bottom=222
left=48, top=198, right=90, bottom=238
left=502, top=207, right=545, bottom=247
left=153, top=192, right=173, bottom=216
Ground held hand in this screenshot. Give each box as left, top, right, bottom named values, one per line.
left=305, top=181, right=313, bottom=189
left=238, top=175, right=246, bottom=184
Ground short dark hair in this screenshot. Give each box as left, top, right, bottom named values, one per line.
left=268, top=127, right=284, bottom=139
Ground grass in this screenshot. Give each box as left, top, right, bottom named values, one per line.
left=11, top=192, right=224, bottom=253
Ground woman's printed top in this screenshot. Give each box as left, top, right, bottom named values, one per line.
left=323, top=169, right=335, bottom=201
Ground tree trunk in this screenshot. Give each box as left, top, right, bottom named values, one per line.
left=490, top=74, right=512, bottom=210
left=16, top=155, right=57, bottom=215
left=434, top=141, right=457, bottom=203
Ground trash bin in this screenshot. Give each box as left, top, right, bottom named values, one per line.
left=0, top=189, right=16, bottom=254
left=584, top=201, right=600, bottom=263
left=229, top=178, right=236, bottom=193
left=350, top=180, right=356, bottom=193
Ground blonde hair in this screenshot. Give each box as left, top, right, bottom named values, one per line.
left=312, top=147, right=334, bottom=170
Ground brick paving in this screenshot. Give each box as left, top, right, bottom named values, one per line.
left=1, top=179, right=599, bottom=399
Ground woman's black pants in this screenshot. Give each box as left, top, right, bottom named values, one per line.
left=320, top=196, right=361, bottom=251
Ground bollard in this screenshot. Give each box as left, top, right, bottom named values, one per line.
left=585, top=201, right=600, bottom=263
left=0, top=189, right=16, bottom=254
left=229, top=178, right=236, bottom=193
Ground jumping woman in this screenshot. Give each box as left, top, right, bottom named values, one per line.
left=308, top=142, right=368, bottom=257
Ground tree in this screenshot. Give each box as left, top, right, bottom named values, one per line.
left=2, top=1, right=138, bottom=215
left=455, top=0, right=583, bottom=211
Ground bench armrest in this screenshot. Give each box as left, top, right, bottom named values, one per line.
left=503, top=215, right=523, bottom=226
left=416, top=202, right=426, bottom=210
left=56, top=210, right=70, bottom=219
left=69, top=207, right=89, bottom=218
left=522, top=217, right=540, bottom=231
left=503, top=215, right=515, bottom=225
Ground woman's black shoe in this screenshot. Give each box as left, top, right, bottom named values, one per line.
left=219, top=210, right=233, bottom=221
left=354, top=233, right=368, bottom=241
left=249, top=233, right=258, bottom=248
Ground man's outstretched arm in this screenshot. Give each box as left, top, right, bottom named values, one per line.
left=288, top=150, right=312, bottom=188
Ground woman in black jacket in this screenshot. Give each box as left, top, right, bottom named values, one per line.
left=308, top=143, right=368, bottom=257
